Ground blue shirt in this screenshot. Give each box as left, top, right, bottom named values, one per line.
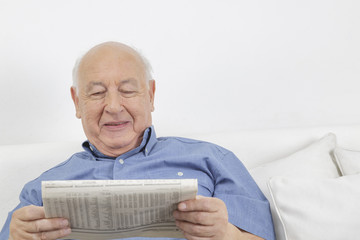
left=0, top=126, right=275, bottom=240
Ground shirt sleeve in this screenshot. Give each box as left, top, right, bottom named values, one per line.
left=0, top=179, right=43, bottom=239
left=212, top=150, right=275, bottom=240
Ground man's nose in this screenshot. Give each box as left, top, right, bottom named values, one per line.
left=104, top=92, right=123, bottom=113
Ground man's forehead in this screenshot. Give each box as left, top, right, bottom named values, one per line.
left=77, top=45, right=146, bottom=85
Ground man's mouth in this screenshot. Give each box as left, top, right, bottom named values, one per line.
left=104, top=121, right=129, bottom=128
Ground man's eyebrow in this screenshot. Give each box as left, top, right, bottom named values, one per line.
left=119, top=78, right=139, bottom=86
left=86, top=82, right=106, bottom=91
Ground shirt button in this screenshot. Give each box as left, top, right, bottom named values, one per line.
left=119, top=159, right=124, bottom=164
left=177, top=172, right=183, bottom=176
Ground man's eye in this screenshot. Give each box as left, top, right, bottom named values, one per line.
left=90, top=91, right=105, bottom=97
left=120, top=90, right=137, bottom=97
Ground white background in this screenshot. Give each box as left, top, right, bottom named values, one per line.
left=0, top=0, right=359, bottom=145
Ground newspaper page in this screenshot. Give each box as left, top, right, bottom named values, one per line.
left=42, top=179, right=198, bottom=240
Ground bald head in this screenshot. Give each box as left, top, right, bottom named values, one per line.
left=72, top=42, right=153, bottom=91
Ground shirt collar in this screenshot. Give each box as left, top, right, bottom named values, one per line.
left=144, top=125, right=157, bottom=156
left=82, top=125, right=157, bottom=159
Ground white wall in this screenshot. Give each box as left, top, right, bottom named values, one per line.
left=0, top=0, right=359, bottom=145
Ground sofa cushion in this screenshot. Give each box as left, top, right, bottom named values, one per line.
left=268, top=174, right=360, bottom=240
left=249, top=133, right=340, bottom=240
left=334, top=147, right=360, bottom=175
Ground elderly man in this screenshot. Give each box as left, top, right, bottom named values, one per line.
left=1, top=42, right=275, bottom=240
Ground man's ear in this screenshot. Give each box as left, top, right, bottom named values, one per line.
left=70, top=86, right=82, bottom=119
left=148, top=80, right=156, bottom=112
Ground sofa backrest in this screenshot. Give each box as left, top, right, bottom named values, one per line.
left=1, top=124, right=360, bottom=229
left=187, top=124, right=360, bottom=168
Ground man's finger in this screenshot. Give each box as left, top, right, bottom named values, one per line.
left=26, top=218, right=70, bottom=233
left=177, top=195, right=224, bottom=212
left=13, top=205, right=46, bottom=221
left=182, top=232, right=210, bottom=240
left=176, top=220, right=214, bottom=238
left=173, top=210, right=215, bottom=225
left=31, top=227, right=72, bottom=240
left=13, top=227, right=71, bottom=240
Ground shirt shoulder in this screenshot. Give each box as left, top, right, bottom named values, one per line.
left=25, top=150, right=93, bottom=187
left=17, top=151, right=90, bottom=205
left=156, top=136, right=232, bottom=157
left=44, top=151, right=92, bottom=173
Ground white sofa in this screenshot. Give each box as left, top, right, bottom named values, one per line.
left=2, top=124, right=360, bottom=240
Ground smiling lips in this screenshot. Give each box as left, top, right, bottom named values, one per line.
left=103, top=121, right=129, bottom=130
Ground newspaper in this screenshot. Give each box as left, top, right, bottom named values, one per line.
left=42, top=179, right=198, bottom=240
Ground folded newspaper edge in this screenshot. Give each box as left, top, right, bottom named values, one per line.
left=42, top=179, right=198, bottom=239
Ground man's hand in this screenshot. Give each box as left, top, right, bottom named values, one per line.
left=173, top=195, right=232, bottom=240
left=9, top=205, right=71, bottom=240
left=173, top=196, right=264, bottom=240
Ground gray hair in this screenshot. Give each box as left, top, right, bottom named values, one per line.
left=72, top=45, right=153, bottom=90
